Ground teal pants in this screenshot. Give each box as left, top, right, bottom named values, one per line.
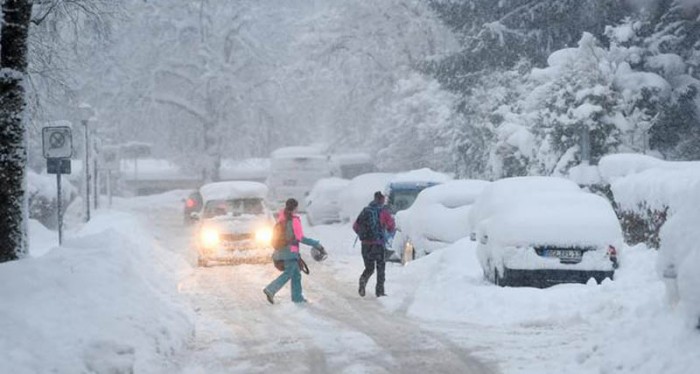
left=265, top=259, right=304, bottom=302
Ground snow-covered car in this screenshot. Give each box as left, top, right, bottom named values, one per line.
left=384, top=168, right=452, bottom=261
left=305, top=177, right=350, bottom=225
left=474, top=178, right=622, bottom=287
left=338, top=172, right=395, bottom=223
left=193, top=181, right=274, bottom=267
left=395, top=180, right=490, bottom=262
left=468, top=176, right=582, bottom=241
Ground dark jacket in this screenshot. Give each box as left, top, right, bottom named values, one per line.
left=353, top=201, right=396, bottom=245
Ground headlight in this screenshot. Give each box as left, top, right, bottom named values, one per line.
left=200, top=228, right=220, bottom=248
left=255, top=227, right=273, bottom=245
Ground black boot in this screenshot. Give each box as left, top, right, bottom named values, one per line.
left=358, top=277, right=367, bottom=297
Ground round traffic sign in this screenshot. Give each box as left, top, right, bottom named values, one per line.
left=49, top=131, right=66, bottom=149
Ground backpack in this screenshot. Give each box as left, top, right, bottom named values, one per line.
left=354, top=206, right=382, bottom=241
left=271, top=220, right=288, bottom=250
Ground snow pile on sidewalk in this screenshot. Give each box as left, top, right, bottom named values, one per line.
left=0, top=211, right=194, bottom=373
left=659, top=188, right=700, bottom=329
left=384, top=239, right=700, bottom=374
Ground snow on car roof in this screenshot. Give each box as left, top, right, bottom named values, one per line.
left=483, top=192, right=622, bottom=247
left=390, top=168, right=452, bottom=184
left=469, top=176, right=581, bottom=229
left=199, top=181, right=268, bottom=201
left=411, top=179, right=491, bottom=209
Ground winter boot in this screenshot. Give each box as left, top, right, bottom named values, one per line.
left=358, top=277, right=367, bottom=297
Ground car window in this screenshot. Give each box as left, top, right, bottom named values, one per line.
left=203, top=198, right=265, bottom=218
left=389, top=190, right=420, bottom=214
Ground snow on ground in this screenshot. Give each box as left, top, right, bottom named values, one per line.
left=0, top=206, right=194, bottom=373
left=6, top=189, right=699, bottom=374
left=378, top=239, right=700, bottom=374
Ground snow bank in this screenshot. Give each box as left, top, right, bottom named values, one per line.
left=28, top=219, right=57, bottom=257
left=385, top=240, right=700, bottom=374
left=659, top=189, right=700, bottom=328
left=598, top=153, right=700, bottom=213
left=338, top=172, right=395, bottom=222
left=0, top=211, right=194, bottom=373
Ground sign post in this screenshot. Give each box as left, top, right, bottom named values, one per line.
left=100, top=145, right=120, bottom=208
left=42, top=126, right=73, bottom=245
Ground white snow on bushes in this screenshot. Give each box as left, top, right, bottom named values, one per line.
left=598, top=153, right=700, bottom=212
left=0, top=211, right=194, bottom=373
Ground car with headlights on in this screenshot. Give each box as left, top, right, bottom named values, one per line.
left=183, top=190, right=203, bottom=225
left=193, top=181, right=274, bottom=267
left=473, top=177, right=622, bottom=287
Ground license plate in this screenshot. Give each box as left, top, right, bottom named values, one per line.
left=547, top=249, right=582, bottom=260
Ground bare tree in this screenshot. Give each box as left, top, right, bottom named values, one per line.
left=0, top=0, right=34, bottom=262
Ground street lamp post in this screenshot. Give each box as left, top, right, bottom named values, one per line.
left=79, top=103, right=95, bottom=222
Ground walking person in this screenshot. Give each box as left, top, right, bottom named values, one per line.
left=354, top=191, right=396, bottom=297
left=264, top=198, right=324, bottom=304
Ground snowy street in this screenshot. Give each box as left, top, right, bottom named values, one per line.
left=136, top=192, right=494, bottom=374
left=113, top=191, right=699, bottom=373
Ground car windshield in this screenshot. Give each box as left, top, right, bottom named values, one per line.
left=203, top=198, right=264, bottom=218
left=388, top=190, right=421, bottom=214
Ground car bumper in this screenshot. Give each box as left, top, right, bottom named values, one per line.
left=505, top=268, right=614, bottom=287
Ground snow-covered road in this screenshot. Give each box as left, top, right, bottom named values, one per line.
left=136, top=195, right=494, bottom=374
left=8, top=191, right=696, bottom=373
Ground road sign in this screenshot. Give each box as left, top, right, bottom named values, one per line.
left=42, top=126, right=73, bottom=158
left=47, top=158, right=71, bottom=174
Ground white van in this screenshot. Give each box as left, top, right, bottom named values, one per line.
left=266, top=146, right=334, bottom=211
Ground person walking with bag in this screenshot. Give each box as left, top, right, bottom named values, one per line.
left=354, top=191, right=395, bottom=297
left=264, top=198, right=325, bottom=304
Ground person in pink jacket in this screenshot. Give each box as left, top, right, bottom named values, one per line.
left=263, top=198, right=323, bottom=304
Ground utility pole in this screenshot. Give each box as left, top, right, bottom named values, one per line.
left=79, top=103, right=94, bottom=222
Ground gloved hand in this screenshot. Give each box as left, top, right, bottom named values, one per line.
left=312, top=245, right=328, bottom=262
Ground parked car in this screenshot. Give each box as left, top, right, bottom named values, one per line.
left=183, top=190, right=203, bottom=225
left=473, top=177, right=622, bottom=287
left=305, top=177, right=350, bottom=226
left=467, top=176, right=582, bottom=241
left=384, top=169, right=452, bottom=261
left=395, top=180, right=490, bottom=262
left=192, top=181, right=274, bottom=267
